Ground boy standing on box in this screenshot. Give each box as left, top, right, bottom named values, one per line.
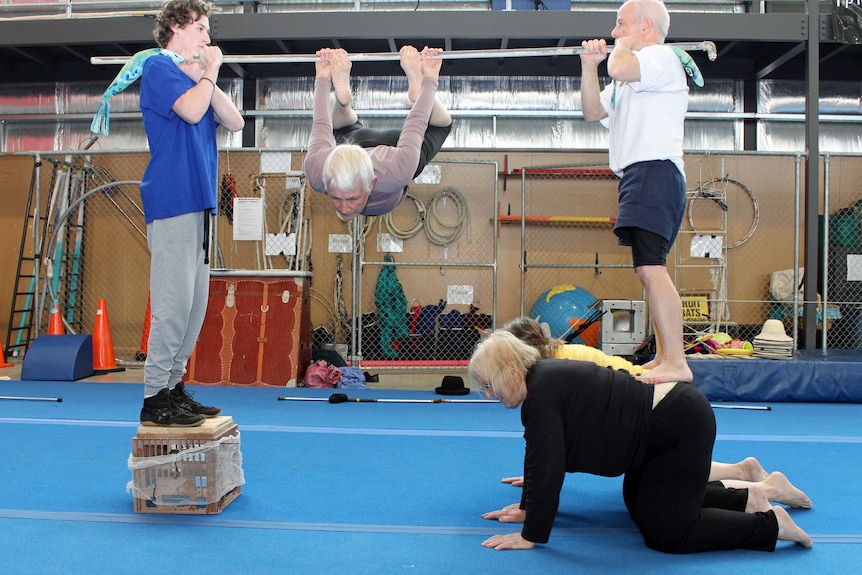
left=138, top=0, right=244, bottom=426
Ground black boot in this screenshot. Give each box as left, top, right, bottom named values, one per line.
left=140, top=388, right=204, bottom=427
left=171, top=382, right=222, bottom=418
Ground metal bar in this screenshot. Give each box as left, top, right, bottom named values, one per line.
left=276, top=394, right=498, bottom=404
left=0, top=395, right=63, bottom=402
left=276, top=395, right=766, bottom=408
left=90, top=41, right=717, bottom=66
left=710, top=404, right=771, bottom=411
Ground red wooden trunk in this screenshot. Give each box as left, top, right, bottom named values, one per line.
left=185, top=270, right=312, bottom=386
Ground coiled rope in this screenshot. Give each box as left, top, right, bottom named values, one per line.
left=382, top=190, right=425, bottom=240
left=424, top=186, right=471, bottom=246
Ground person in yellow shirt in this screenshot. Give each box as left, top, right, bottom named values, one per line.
left=496, top=316, right=811, bottom=509
left=503, top=316, right=645, bottom=373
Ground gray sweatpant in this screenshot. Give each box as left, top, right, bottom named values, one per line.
left=143, top=211, right=210, bottom=398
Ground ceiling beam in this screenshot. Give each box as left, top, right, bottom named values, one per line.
left=0, top=11, right=808, bottom=47
left=755, top=42, right=805, bottom=80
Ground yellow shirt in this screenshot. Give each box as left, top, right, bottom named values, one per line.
left=553, top=344, right=646, bottom=375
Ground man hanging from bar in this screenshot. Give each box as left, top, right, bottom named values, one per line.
left=304, top=46, right=452, bottom=221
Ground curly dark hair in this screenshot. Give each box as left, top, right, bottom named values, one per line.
left=153, top=0, right=214, bottom=48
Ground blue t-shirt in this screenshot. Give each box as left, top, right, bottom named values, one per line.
left=140, top=55, right=218, bottom=223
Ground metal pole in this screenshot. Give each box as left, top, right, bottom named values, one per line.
left=276, top=394, right=498, bottom=404
left=793, top=155, right=802, bottom=346
left=0, top=395, right=62, bottom=402
left=32, top=154, right=42, bottom=341
left=350, top=216, right=362, bottom=366
left=90, top=42, right=718, bottom=66
left=822, top=155, right=830, bottom=349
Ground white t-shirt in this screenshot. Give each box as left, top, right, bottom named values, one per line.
left=599, top=44, right=689, bottom=177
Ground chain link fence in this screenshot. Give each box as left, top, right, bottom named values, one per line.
left=675, top=153, right=802, bottom=346
left=10, top=151, right=497, bottom=368
left=514, top=153, right=837, bottom=354
left=516, top=162, right=643, bottom=351
left=13, top=149, right=311, bottom=365
left=823, top=154, right=862, bottom=349
left=24, top=153, right=151, bottom=363
left=355, top=160, right=498, bottom=366
left=7, top=149, right=861, bottom=368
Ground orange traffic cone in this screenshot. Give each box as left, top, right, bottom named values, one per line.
left=135, top=295, right=151, bottom=362
left=92, top=299, right=124, bottom=373
left=48, top=302, right=65, bottom=335
left=1, top=344, right=12, bottom=368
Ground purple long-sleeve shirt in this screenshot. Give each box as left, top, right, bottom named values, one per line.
left=304, top=76, right=438, bottom=216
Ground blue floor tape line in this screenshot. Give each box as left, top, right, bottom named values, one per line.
left=0, top=417, right=138, bottom=428
left=2, top=417, right=861, bottom=442
left=717, top=433, right=862, bottom=444
left=0, top=508, right=600, bottom=537
left=0, top=509, right=857, bottom=543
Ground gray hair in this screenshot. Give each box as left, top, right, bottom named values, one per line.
left=624, top=0, right=670, bottom=41
left=322, top=144, right=375, bottom=195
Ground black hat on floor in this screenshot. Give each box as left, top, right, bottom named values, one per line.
left=435, top=375, right=470, bottom=396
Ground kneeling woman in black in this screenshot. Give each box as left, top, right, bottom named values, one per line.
left=468, top=330, right=812, bottom=553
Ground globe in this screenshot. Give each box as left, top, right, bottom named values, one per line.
left=529, top=284, right=600, bottom=346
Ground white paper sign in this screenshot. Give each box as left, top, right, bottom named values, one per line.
left=690, top=234, right=723, bottom=258
left=260, top=151, right=292, bottom=175
left=233, top=197, right=264, bottom=241
left=265, top=233, right=296, bottom=256
left=414, top=164, right=441, bottom=185
left=328, top=234, right=354, bottom=253
left=377, top=233, right=403, bottom=253
left=847, top=254, right=862, bottom=281
left=447, top=285, right=474, bottom=305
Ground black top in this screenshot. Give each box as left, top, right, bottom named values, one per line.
left=519, top=359, right=655, bottom=543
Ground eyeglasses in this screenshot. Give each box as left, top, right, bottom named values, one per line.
left=478, top=378, right=493, bottom=395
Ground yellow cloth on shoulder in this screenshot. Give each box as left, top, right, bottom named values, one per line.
left=554, top=344, right=646, bottom=375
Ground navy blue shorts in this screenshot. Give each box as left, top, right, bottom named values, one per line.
left=614, top=160, right=686, bottom=250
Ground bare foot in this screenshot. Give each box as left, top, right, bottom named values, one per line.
left=745, top=484, right=772, bottom=513
left=639, top=356, right=661, bottom=370
left=400, top=45, right=423, bottom=103
left=773, top=506, right=813, bottom=548
left=740, top=457, right=769, bottom=482
left=330, top=49, right=353, bottom=106
left=763, top=472, right=813, bottom=509
left=636, top=361, right=693, bottom=384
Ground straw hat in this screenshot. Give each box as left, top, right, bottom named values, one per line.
left=754, top=319, right=793, bottom=343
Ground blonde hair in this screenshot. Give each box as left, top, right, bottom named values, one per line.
left=623, top=0, right=670, bottom=41
left=502, top=316, right=561, bottom=359
left=322, top=144, right=375, bottom=196
left=468, top=331, right=540, bottom=401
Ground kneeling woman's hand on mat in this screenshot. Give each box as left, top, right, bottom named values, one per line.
left=501, top=475, right=524, bottom=487
left=482, top=502, right=526, bottom=523
left=482, top=532, right=535, bottom=551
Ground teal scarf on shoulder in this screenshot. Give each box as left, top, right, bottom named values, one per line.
left=668, top=46, right=704, bottom=88
left=90, top=48, right=185, bottom=135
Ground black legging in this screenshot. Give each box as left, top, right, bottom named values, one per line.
left=333, top=122, right=452, bottom=179
left=622, top=383, right=779, bottom=553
